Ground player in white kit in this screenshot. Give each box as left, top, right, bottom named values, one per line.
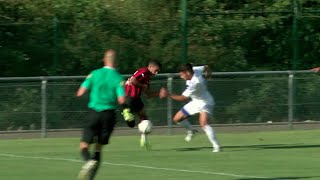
left=161, top=63, right=220, bottom=152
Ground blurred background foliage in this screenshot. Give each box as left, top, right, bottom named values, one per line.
left=1, top=0, right=320, bottom=76
left=1, top=0, right=320, bottom=130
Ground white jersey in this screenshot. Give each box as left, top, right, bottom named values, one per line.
left=182, top=66, right=214, bottom=105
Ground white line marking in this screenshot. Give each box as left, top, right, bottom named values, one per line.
left=0, top=153, right=268, bottom=179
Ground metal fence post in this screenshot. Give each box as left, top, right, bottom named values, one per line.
left=41, top=78, right=48, bottom=138
left=181, top=0, right=188, bottom=63
left=167, top=77, right=173, bottom=135
left=288, top=73, right=295, bottom=129
left=292, top=0, right=300, bottom=70
left=53, top=16, right=59, bottom=72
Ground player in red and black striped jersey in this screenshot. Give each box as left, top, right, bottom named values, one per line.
left=125, top=60, right=163, bottom=126
left=125, top=66, right=152, bottom=100
left=124, top=60, right=165, bottom=148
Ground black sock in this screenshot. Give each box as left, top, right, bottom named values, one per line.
left=81, top=148, right=90, bottom=161
left=126, top=120, right=135, bottom=128
left=120, top=103, right=129, bottom=111
left=93, top=151, right=101, bottom=161
left=89, top=152, right=101, bottom=180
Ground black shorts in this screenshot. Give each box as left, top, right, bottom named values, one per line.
left=125, top=97, right=145, bottom=128
left=81, top=109, right=116, bottom=145
left=127, top=97, right=144, bottom=113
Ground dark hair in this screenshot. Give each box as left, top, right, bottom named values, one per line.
left=178, top=63, right=194, bottom=73
left=148, top=60, right=162, bottom=69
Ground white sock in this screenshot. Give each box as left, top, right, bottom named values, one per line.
left=141, top=133, right=146, bottom=139
left=140, top=133, right=147, bottom=142
left=202, top=124, right=220, bottom=148
left=178, top=119, right=193, bottom=131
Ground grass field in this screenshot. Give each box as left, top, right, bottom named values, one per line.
left=0, top=129, right=320, bottom=180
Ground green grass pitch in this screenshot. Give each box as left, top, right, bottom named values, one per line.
left=0, top=130, right=320, bottom=180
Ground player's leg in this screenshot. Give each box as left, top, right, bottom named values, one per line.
left=80, top=142, right=90, bottom=161
left=87, top=144, right=102, bottom=180
left=121, top=97, right=135, bottom=127
left=137, top=109, right=151, bottom=149
left=78, top=110, right=99, bottom=179
left=172, top=111, right=192, bottom=130
left=173, top=111, right=197, bottom=142
left=135, top=98, right=152, bottom=149
left=124, top=97, right=142, bottom=128
left=136, top=97, right=147, bottom=122
left=173, top=102, right=198, bottom=142
left=199, top=110, right=220, bottom=152
left=80, top=110, right=97, bottom=160
left=88, top=110, right=116, bottom=179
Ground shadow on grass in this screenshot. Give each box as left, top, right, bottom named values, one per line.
left=174, top=147, right=212, bottom=151
left=174, top=144, right=320, bottom=152
left=236, top=176, right=318, bottom=180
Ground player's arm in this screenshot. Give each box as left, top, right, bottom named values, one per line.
left=168, top=82, right=199, bottom=101
left=164, top=84, right=196, bottom=101
left=168, top=94, right=189, bottom=102
left=311, top=67, right=320, bottom=72
left=129, top=77, right=148, bottom=90
left=144, top=88, right=162, bottom=98
left=76, top=73, right=93, bottom=97
left=118, top=95, right=126, bottom=105
left=129, top=76, right=157, bottom=98
left=115, top=80, right=126, bottom=105
left=76, top=87, right=87, bottom=97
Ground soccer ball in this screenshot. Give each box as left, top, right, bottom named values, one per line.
left=138, top=120, right=152, bottom=134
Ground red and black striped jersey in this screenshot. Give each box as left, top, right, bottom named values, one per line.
left=125, top=67, right=152, bottom=98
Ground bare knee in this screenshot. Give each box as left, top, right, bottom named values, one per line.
left=80, top=142, right=89, bottom=150
left=172, top=115, right=180, bottom=123
left=173, top=111, right=185, bottom=123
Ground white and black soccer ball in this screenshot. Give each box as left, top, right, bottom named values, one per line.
left=138, top=120, right=152, bottom=134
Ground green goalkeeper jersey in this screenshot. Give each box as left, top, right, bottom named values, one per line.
left=80, top=66, right=125, bottom=112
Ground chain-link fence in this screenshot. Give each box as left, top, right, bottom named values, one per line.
left=1, top=1, right=320, bottom=137
left=0, top=71, right=319, bottom=137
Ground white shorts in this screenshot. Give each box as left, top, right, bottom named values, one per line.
left=181, top=101, right=214, bottom=116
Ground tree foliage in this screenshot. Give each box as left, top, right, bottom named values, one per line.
left=1, top=1, right=320, bottom=129
left=1, top=0, right=320, bottom=76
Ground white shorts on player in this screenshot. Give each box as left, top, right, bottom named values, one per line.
left=181, top=101, right=214, bottom=117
